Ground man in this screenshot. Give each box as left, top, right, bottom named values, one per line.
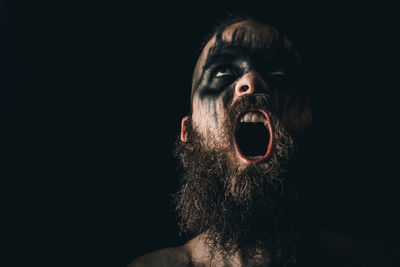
left=130, top=17, right=396, bottom=267
left=129, top=17, right=313, bottom=266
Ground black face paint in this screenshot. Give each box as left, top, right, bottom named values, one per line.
left=193, top=28, right=301, bottom=118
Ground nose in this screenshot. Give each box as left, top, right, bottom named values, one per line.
left=233, top=71, right=269, bottom=101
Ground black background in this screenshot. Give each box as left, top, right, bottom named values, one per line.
left=3, top=1, right=399, bottom=266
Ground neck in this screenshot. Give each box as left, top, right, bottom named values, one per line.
left=184, top=233, right=271, bottom=267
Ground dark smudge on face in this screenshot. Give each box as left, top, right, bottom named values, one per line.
left=191, top=27, right=308, bottom=138
left=174, top=94, right=302, bottom=266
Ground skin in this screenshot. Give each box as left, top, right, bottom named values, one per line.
left=130, top=20, right=307, bottom=267
left=128, top=233, right=266, bottom=267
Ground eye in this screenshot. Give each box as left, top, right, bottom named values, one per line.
left=269, top=70, right=286, bottom=76
left=214, top=67, right=237, bottom=78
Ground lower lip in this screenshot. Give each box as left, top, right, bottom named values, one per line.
left=234, top=109, right=274, bottom=165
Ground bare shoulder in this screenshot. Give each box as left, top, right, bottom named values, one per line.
left=128, top=246, right=193, bottom=267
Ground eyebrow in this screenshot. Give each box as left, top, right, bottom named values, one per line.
left=203, top=45, right=248, bottom=70
left=203, top=42, right=282, bottom=75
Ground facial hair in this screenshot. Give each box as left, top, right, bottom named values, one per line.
left=174, top=94, right=301, bottom=266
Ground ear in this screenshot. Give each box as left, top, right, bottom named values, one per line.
left=180, top=116, right=190, bottom=142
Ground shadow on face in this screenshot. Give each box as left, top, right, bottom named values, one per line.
left=182, top=19, right=312, bottom=166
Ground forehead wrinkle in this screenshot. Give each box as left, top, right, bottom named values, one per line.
left=228, top=21, right=300, bottom=63
left=221, top=20, right=281, bottom=48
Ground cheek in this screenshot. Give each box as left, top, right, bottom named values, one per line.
left=192, top=95, right=227, bottom=138
left=281, top=95, right=313, bottom=134
left=289, top=99, right=313, bottom=133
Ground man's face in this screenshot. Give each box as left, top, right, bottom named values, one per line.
left=187, top=20, right=310, bottom=168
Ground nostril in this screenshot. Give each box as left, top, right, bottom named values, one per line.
left=240, top=85, right=249, bottom=92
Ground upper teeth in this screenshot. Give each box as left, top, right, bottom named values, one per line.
left=239, top=112, right=267, bottom=126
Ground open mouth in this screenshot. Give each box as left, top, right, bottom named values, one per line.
left=234, top=109, right=273, bottom=164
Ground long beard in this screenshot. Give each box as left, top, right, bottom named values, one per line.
left=174, top=95, right=301, bottom=266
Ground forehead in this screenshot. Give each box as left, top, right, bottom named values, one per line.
left=191, top=20, right=295, bottom=91
left=220, top=20, right=281, bottom=45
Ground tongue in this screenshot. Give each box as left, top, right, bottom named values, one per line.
left=236, top=122, right=270, bottom=157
